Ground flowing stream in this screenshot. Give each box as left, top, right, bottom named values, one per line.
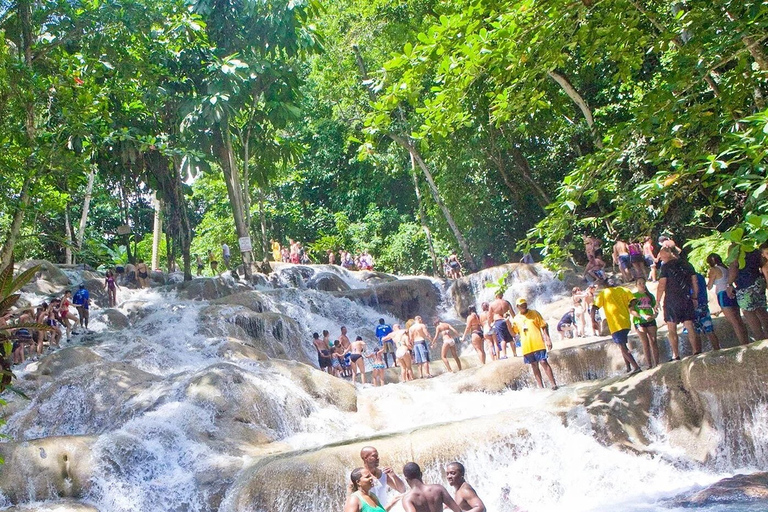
left=1, top=264, right=766, bottom=511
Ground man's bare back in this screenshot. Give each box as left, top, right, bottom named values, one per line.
left=403, top=483, right=461, bottom=512
left=488, top=297, right=513, bottom=322
left=409, top=318, right=430, bottom=341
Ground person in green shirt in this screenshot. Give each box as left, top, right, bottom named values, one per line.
left=631, top=277, right=660, bottom=368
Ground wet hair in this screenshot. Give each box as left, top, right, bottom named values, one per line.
left=322, top=330, right=329, bottom=336
left=447, top=461, right=465, bottom=476
left=333, top=340, right=339, bottom=346
left=349, top=467, right=365, bottom=492
left=355, top=336, right=363, bottom=341
left=403, top=462, right=422, bottom=480
left=433, top=319, right=441, bottom=326
left=467, top=305, right=477, bottom=315
left=312, top=332, right=319, bottom=339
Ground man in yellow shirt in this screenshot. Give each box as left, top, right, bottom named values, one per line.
left=591, top=282, right=642, bottom=373
left=510, top=298, right=558, bottom=390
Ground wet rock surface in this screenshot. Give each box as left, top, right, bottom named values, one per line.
left=335, top=278, right=441, bottom=320
left=668, top=472, right=768, bottom=506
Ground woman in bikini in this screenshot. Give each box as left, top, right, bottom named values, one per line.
left=388, top=326, right=413, bottom=382
left=462, top=305, right=486, bottom=364
left=105, top=270, right=119, bottom=307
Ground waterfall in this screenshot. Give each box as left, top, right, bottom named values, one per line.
left=1, top=263, right=766, bottom=512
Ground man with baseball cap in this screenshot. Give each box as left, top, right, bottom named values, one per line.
left=509, top=298, right=558, bottom=390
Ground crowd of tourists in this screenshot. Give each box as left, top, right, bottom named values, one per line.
left=2, top=284, right=92, bottom=364
left=561, top=235, right=768, bottom=371
left=344, top=446, right=490, bottom=512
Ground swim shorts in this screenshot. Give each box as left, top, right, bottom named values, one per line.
left=318, top=350, right=332, bottom=368
left=716, top=290, right=738, bottom=309
left=523, top=349, right=548, bottom=364
left=644, top=256, right=655, bottom=268
left=382, top=340, right=396, bottom=353
left=693, top=304, right=714, bottom=334
left=736, top=278, right=767, bottom=312
left=494, top=319, right=514, bottom=344
left=611, top=328, right=630, bottom=345
left=664, top=297, right=696, bottom=324
left=618, top=254, right=631, bottom=270
left=413, top=341, right=430, bottom=364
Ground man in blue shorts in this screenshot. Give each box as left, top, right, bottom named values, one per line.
left=72, top=283, right=90, bottom=332
left=510, top=298, right=558, bottom=390
left=691, top=273, right=721, bottom=351
left=408, top=316, right=432, bottom=378
left=592, top=281, right=641, bottom=373
left=375, top=318, right=396, bottom=368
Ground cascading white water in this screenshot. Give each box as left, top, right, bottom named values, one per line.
left=1, top=264, right=767, bottom=512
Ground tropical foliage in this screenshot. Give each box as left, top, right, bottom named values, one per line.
left=0, top=0, right=766, bottom=274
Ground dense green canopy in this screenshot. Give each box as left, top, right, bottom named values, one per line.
left=0, top=0, right=766, bottom=275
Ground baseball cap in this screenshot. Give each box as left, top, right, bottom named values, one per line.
left=516, top=297, right=527, bottom=305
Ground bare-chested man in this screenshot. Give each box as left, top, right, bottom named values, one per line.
left=360, top=446, right=406, bottom=507
left=462, top=306, right=485, bottom=364
left=339, top=325, right=351, bottom=353
left=312, top=332, right=332, bottom=374
left=612, top=239, right=632, bottom=282
left=349, top=335, right=367, bottom=384
left=433, top=319, right=461, bottom=372
left=402, top=462, right=461, bottom=512
left=489, top=292, right=517, bottom=358
left=409, top=316, right=432, bottom=378
left=446, top=462, right=486, bottom=512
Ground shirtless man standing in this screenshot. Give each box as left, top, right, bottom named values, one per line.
left=462, top=306, right=485, bottom=364
left=360, top=446, right=406, bottom=508
left=433, top=319, right=462, bottom=372
left=349, top=335, right=367, bottom=384
left=339, top=326, right=352, bottom=353
left=409, top=316, right=432, bottom=378
left=401, top=462, right=461, bottom=512
left=489, top=292, right=517, bottom=358
left=312, top=332, right=332, bottom=374
left=612, top=239, right=632, bottom=282
left=445, top=462, right=486, bottom=512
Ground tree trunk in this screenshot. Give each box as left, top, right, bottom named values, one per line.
left=390, top=134, right=476, bottom=271
left=547, top=70, right=603, bottom=149
left=0, top=174, right=33, bottom=266
left=151, top=194, right=162, bottom=271
left=410, top=153, right=438, bottom=276
left=258, top=186, right=269, bottom=260
left=1, top=0, right=37, bottom=265
left=509, top=147, right=551, bottom=209
left=64, top=207, right=73, bottom=264
left=213, top=119, right=253, bottom=279
left=76, top=165, right=96, bottom=253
